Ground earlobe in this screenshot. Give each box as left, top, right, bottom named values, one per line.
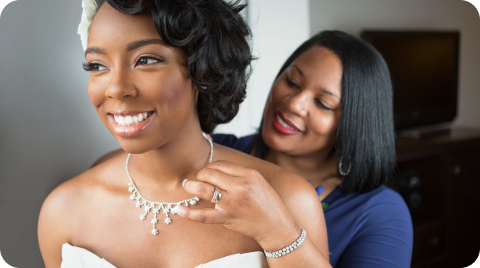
left=193, top=87, right=199, bottom=105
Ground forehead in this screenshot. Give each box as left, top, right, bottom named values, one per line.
left=88, top=3, right=161, bottom=49
left=290, top=46, right=343, bottom=96
left=292, top=46, right=343, bottom=77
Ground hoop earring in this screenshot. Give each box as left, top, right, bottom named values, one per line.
left=338, top=157, right=351, bottom=176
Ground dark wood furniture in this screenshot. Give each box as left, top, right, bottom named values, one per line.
left=391, top=127, right=480, bottom=268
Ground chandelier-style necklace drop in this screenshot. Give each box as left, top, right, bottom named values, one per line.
left=126, top=133, right=213, bottom=235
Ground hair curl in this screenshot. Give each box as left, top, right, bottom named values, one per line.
left=254, top=30, right=396, bottom=193
left=95, top=0, right=252, bottom=133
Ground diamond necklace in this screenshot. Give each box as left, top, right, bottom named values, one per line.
left=126, top=132, right=213, bottom=235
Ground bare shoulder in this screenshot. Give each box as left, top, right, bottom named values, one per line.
left=214, top=143, right=318, bottom=204
left=38, top=152, right=128, bottom=267
left=40, top=152, right=128, bottom=221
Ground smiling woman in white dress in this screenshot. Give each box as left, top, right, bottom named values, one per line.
left=37, top=0, right=331, bottom=267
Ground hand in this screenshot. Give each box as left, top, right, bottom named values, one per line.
left=176, top=160, right=300, bottom=251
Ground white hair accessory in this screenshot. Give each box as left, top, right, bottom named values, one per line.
left=77, top=0, right=98, bottom=51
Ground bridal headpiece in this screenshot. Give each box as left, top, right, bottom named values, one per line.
left=77, top=0, right=98, bottom=51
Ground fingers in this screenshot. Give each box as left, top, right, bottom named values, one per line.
left=175, top=205, right=226, bottom=224
left=195, top=165, right=238, bottom=191
left=183, top=179, right=217, bottom=202
left=205, top=160, right=251, bottom=177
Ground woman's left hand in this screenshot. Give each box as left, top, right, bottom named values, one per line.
left=176, top=160, right=301, bottom=252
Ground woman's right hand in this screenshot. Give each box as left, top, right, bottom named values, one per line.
left=177, top=160, right=301, bottom=252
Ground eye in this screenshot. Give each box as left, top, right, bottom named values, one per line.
left=135, top=56, right=163, bottom=67
left=83, top=62, right=107, bottom=72
left=286, top=77, right=299, bottom=88
left=315, top=99, right=331, bottom=110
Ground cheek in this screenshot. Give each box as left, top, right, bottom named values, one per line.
left=264, top=83, right=287, bottom=114
left=87, top=77, right=106, bottom=109
left=141, top=71, right=194, bottom=112
left=269, top=82, right=288, bottom=102
left=308, top=110, right=339, bottom=140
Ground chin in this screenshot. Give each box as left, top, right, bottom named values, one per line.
left=115, top=140, right=153, bottom=155
left=262, top=124, right=292, bottom=152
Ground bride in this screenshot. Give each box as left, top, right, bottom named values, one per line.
left=38, top=0, right=330, bottom=267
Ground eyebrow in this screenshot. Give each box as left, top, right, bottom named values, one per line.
left=321, top=88, right=341, bottom=100
left=84, top=39, right=169, bottom=57
left=126, top=38, right=168, bottom=51
left=85, top=47, right=107, bottom=57
left=292, top=65, right=304, bottom=77
left=291, top=64, right=340, bottom=100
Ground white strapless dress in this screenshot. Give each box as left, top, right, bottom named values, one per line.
left=61, top=243, right=268, bottom=268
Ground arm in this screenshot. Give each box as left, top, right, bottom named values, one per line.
left=38, top=182, right=74, bottom=268
left=337, top=191, right=413, bottom=268
left=177, top=160, right=332, bottom=267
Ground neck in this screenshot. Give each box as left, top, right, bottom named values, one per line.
left=127, top=129, right=211, bottom=193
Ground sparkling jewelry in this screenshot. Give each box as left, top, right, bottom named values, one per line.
left=211, top=187, right=222, bottom=204
left=264, top=228, right=307, bottom=258
left=126, top=132, right=214, bottom=235
left=338, top=156, right=351, bottom=176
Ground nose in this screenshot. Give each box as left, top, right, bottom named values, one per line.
left=285, top=90, right=309, bottom=117
left=105, top=68, right=137, bottom=100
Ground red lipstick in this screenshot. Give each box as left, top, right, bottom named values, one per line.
left=272, top=110, right=302, bottom=135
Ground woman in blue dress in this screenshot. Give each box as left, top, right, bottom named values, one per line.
left=213, top=30, right=414, bottom=267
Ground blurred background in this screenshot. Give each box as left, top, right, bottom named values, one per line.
left=0, top=0, right=479, bottom=267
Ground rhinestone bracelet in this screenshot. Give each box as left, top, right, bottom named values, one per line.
left=264, top=228, right=306, bottom=258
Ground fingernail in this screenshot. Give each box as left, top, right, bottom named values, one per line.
left=174, top=205, right=183, bottom=214
left=182, top=179, right=188, bottom=188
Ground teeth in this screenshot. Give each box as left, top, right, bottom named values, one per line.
left=125, top=116, right=133, bottom=125
left=277, top=115, right=298, bottom=131
left=117, top=116, right=125, bottom=125
left=114, top=112, right=150, bottom=127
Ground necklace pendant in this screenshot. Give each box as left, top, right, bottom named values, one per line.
left=126, top=133, right=213, bottom=235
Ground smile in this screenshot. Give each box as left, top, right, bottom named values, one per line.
left=114, top=112, right=153, bottom=127
left=108, top=111, right=156, bottom=138
left=276, top=114, right=298, bottom=131
left=272, top=110, right=302, bottom=135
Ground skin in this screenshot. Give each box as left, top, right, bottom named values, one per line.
left=37, top=3, right=330, bottom=268
left=261, top=46, right=344, bottom=200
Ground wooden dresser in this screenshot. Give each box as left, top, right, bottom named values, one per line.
left=390, top=127, right=480, bottom=268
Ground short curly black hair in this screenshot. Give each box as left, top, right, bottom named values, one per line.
left=94, top=0, right=252, bottom=133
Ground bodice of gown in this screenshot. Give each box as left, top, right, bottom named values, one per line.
left=61, top=243, right=269, bottom=268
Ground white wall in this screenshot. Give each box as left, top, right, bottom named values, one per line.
left=214, top=0, right=310, bottom=136
left=309, top=0, right=480, bottom=128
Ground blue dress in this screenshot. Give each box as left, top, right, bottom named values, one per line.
left=212, top=134, right=413, bottom=268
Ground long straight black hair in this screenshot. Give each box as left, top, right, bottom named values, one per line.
left=254, top=30, right=396, bottom=194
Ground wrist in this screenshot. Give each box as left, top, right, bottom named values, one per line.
left=264, top=227, right=306, bottom=258
left=257, top=223, right=302, bottom=252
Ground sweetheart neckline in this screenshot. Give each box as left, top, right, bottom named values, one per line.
left=61, top=243, right=266, bottom=268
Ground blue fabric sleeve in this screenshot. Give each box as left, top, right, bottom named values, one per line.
left=211, top=134, right=255, bottom=154
left=211, top=134, right=237, bottom=147
left=336, top=190, right=413, bottom=268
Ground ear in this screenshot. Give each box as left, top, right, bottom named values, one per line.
left=192, top=82, right=199, bottom=106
